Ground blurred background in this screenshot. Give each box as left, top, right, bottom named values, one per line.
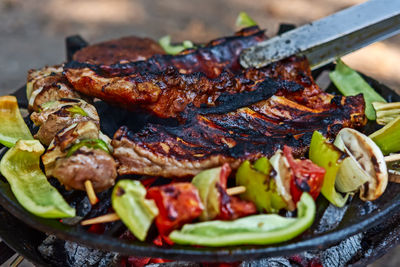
left=1, top=0, right=400, bottom=93
left=0, top=0, right=399, bottom=265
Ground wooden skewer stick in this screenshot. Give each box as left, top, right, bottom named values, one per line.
left=384, top=154, right=400, bottom=162
left=10, top=255, right=24, bottom=267
left=226, top=185, right=246, bottom=196
left=81, top=212, right=120, bottom=226
left=80, top=185, right=246, bottom=225
left=84, top=180, right=99, bottom=205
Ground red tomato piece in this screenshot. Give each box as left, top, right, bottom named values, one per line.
left=283, top=146, right=325, bottom=203
left=216, top=163, right=257, bottom=220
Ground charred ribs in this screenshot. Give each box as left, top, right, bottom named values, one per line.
left=111, top=58, right=366, bottom=177
left=63, top=29, right=366, bottom=178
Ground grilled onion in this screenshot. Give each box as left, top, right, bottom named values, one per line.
left=334, top=128, right=388, bottom=201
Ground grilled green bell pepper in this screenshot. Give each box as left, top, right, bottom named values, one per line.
left=66, top=139, right=110, bottom=157
left=309, top=131, right=349, bottom=207
left=236, top=12, right=257, bottom=28
left=159, top=35, right=195, bottom=55
left=191, top=166, right=224, bottom=221
left=369, top=115, right=400, bottom=155
left=236, top=158, right=287, bottom=213
left=329, top=58, right=386, bottom=120
left=112, top=180, right=159, bottom=241
left=0, top=140, right=75, bottom=218
left=169, top=192, right=315, bottom=246
left=66, top=105, right=88, bottom=117
left=0, top=95, right=33, bottom=147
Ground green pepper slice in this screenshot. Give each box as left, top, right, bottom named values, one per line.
left=0, top=140, right=75, bottom=218
left=235, top=12, right=257, bottom=28
left=0, top=96, right=33, bottom=147
left=191, top=166, right=223, bottom=221
left=66, top=105, right=88, bottom=117
left=309, top=131, right=349, bottom=207
left=112, top=180, right=159, bottom=241
left=369, top=116, right=400, bottom=155
left=169, top=192, right=315, bottom=247
left=66, top=139, right=110, bottom=157
left=158, top=35, right=195, bottom=55
left=329, top=59, right=386, bottom=120
left=236, top=158, right=287, bottom=213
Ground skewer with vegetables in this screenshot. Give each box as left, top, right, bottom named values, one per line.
left=42, top=121, right=117, bottom=203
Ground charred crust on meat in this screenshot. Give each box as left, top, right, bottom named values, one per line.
left=64, top=26, right=266, bottom=78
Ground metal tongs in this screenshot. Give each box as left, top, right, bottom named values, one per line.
left=240, top=0, right=400, bottom=70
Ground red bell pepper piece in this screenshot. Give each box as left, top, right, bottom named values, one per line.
left=147, top=183, right=204, bottom=236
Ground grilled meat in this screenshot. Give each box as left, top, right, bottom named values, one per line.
left=42, top=121, right=117, bottom=192
left=65, top=56, right=330, bottom=119
left=27, top=65, right=81, bottom=112
left=73, top=36, right=165, bottom=65
left=65, top=26, right=266, bottom=78
left=30, top=98, right=99, bottom=146
left=52, top=146, right=117, bottom=192
left=112, top=92, right=366, bottom=178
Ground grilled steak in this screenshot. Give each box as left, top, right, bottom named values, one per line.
left=64, top=56, right=331, bottom=119
left=73, top=36, right=165, bottom=65
left=65, top=26, right=266, bottom=78
left=112, top=90, right=366, bottom=178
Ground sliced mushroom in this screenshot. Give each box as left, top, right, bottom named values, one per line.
left=269, top=150, right=296, bottom=211
left=334, top=128, right=388, bottom=201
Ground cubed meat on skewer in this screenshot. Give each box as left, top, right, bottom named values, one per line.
left=42, top=121, right=117, bottom=192
left=30, top=98, right=99, bottom=146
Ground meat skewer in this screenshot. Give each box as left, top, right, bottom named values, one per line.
left=24, top=34, right=170, bottom=201
left=42, top=121, right=118, bottom=194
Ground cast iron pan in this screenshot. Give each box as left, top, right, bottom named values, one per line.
left=0, top=37, right=400, bottom=262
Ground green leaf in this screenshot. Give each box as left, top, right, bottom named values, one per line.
left=329, top=58, right=386, bottom=120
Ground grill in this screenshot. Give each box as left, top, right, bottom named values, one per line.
left=1, top=203, right=400, bottom=266
left=1, top=30, right=400, bottom=266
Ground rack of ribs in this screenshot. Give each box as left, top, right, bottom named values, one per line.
left=64, top=55, right=334, bottom=119
left=111, top=82, right=366, bottom=178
